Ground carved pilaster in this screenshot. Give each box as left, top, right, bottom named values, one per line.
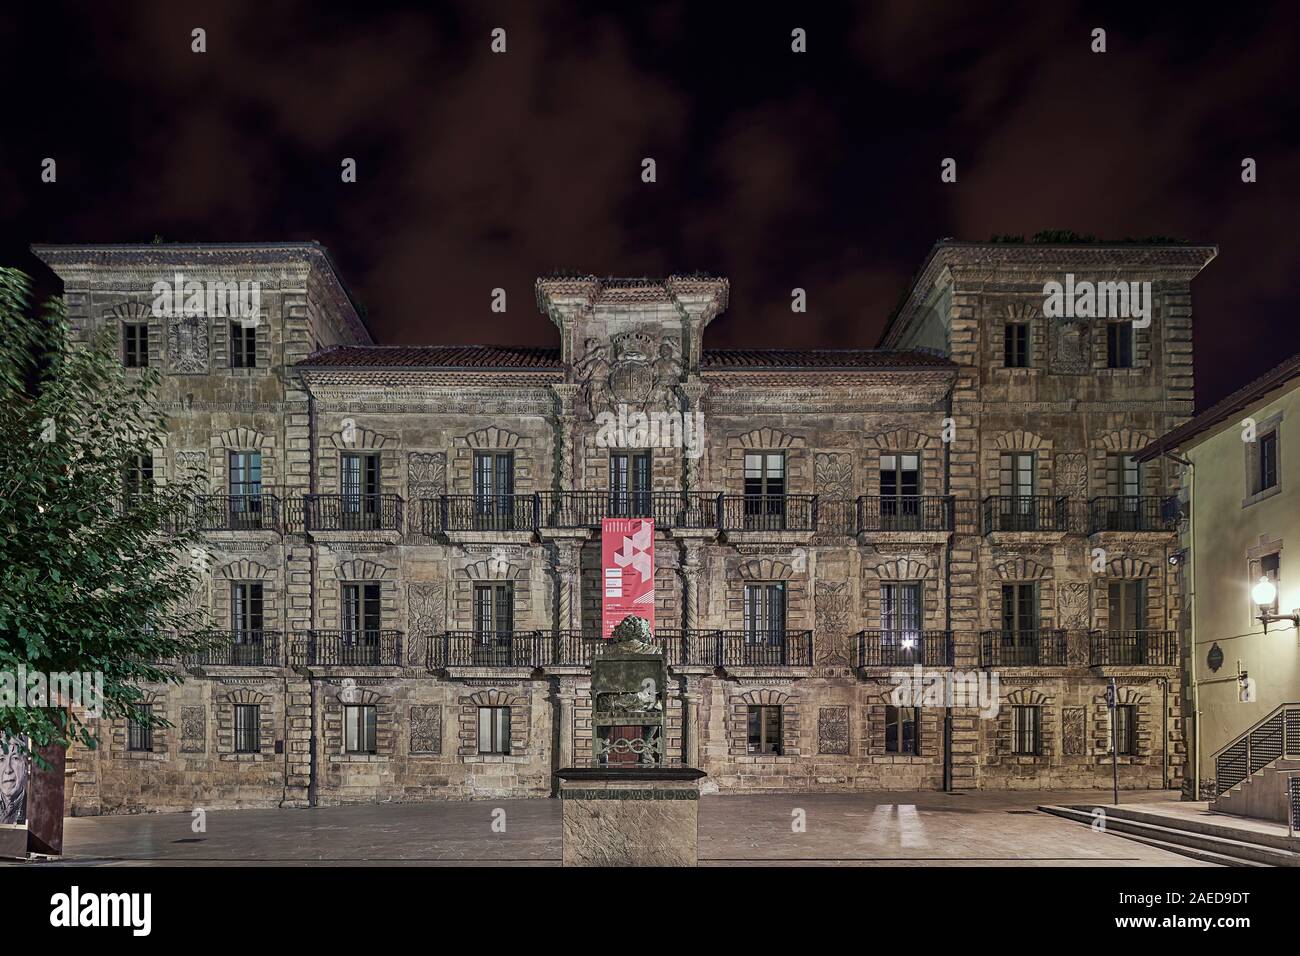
left=680, top=539, right=704, bottom=631
left=554, top=539, right=581, bottom=631
left=551, top=384, right=581, bottom=489
left=678, top=379, right=707, bottom=494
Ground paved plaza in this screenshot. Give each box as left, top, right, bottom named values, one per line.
left=25, top=790, right=1215, bottom=867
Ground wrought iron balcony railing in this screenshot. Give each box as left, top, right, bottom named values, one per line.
left=1087, top=496, right=1179, bottom=533
left=981, top=495, right=1070, bottom=533
left=714, top=629, right=814, bottom=666
left=430, top=494, right=537, bottom=532
left=303, top=494, right=404, bottom=532
left=186, top=494, right=281, bottom=532
left=184, top=630, right=283, bottom=667
left=979, top=628, right=1069, bottom=666
left=853, top=629, right=954, bottom=668
left=430, top=631, right=548, bottom=667
left=719, top=494, right=818, bottom=532
left=537, top=491, right=720, bottom=530
left=290, top=629, right=404, bottom=666
left=1089, top=629, right=1178, bottom=666
left=857, top=495, right=954, bottom=533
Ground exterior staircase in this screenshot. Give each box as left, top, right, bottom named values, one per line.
left=1039, top=803, right=1300, bottom=866
left=1211, top=702, right=1300, bottom=826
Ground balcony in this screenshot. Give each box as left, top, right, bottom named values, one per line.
left=184, top=630, right=283, bottom=667
left=303, top=494, right=404, bottom=532
left=429, top=494, right=536, bottom=533
left=186, top=494, right=281, bottom=532
left=857, top=495, right=953, bottom=533
left=430, top=631, right=548, bottom=668
left=719, top=494, right=818, bottom=533
left=853, top=629, right=954, bottom=668
left=1089, top=629, right=1178, bottom=666
left=981, top=495, right=1070, bottom=534
left=291, top=629, right=404, bottom=666
left=979, top=629, right=1068, bottom=666
left=1087, top=496, right=1179, bottom=534
left=537, top=491, right=719, bottom=530
left=424, top=629, right=812, bottom=669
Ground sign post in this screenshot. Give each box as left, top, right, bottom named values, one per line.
left=600, top=517, right=655, bottom=639
left=1105, top=678, right=1119, bottom=806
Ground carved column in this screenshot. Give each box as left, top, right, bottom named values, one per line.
left=680, top=539, right=704, bottom=632
left=550, top=384, right=581, bottom=490
left=556, top=678, right=576, bottom=771
left=677, top=380, right=706, bottom=496
left=683, top=678, right=703, bottom=768
left=554, top=540, right=581, bottom=632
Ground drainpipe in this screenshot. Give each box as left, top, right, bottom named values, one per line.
left=942, top=387, right=954, bottom=793
left=1164, top=451, right=1196, bottom=799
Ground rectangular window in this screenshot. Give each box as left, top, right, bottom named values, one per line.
left=1107, top=580, right=1146, bottom=633
left=122, top=323, right=149, bottom=368
left=473, top=451, right=515, bottom=523
left=234, top=704, right=260, bottom=753
left=1012, top=706, right=1041, bottom=755
left=477, top=706, right=511, bottom=755
left=1107, top=320, right=1134, bottom=368
left=743, top=451, right=786, bottom=527
left=998, top=452, right=1036, bottom=530
left=1001, top=583, right=1039, bottom=664
left=610, top=450, right=652, bottom=516
left=231, top=582, right=264, bottom=637
left=344, top=705, right=377, bottom=754
left=1259, top=431, right=1278, bottom=492
left=743, top=583, right=785, bottom=645
left=230, top=321, right=257, bottom=368
left=884, top=705, right=919, bottom=755
left=123, top=453, right=154, bottom=500
left=340, top=452, right=381, bottom=527
left=1004, top=322, right=1029, bottom=368
left=228, top=450, right=264, bottom=528
left=879, top=453, right=921, bottom=529
left=1115, top=704, right=1137, bottom=756
left=747, top=705, right=782, bottom=755
left=881, top=582, right=922, bottom=661
left=341, top=582, right=382, bottom=639
left=473, top=583, right=513, bottom=638
left=127, top=704, right=153, bottom=752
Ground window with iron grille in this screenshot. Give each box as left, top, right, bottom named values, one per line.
left=884, top=705, right=919, bottom=754
left=340, top=452, right=381, bottom=523
left=230, top=320, right=257, bottom=368
left=127, top=704, right=153, bottom=752
left=477, top=706, right=511, bottom=754
left=1004, top=322, right=1029, bottom=368
left=473, top=451, right=514, bottom=518
left=1115, top=704, right=1137, bottom=756
left=344, top=705, right=377, bottom=754
left=234, top=704, right=260, bottom=753
left=122, top=322, right=149, bottom=367
left=473, top=583, right=513, bottom=639
left=1107, top=320, right=1134, bottom=368
left=747, top=705, right=782, bottom=755
left=1012, top=706, right=1041, bottom=755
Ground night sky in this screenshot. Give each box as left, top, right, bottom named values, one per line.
left=2, top=1, right=1297, bottom=408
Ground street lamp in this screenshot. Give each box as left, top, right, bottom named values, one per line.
left=1252, top=576, right=1300, bottom=633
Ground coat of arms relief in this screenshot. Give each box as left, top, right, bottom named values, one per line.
left=573, top=326, right=682, bottom=419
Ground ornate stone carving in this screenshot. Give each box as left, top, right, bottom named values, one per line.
left=814, top=580, right=851, bottom=667
left=180, top=705, right=206, bottom=753
left=574, top=327, right=681, bottom=418
left=409, top=705, right=441, bottom=754
left=1050, top=318, right=1090, bottom=373
left=818, top=706, right=850, bottom=754
left=407, top=452, right=446, bottom=498
left=1058, top=582, right=1090, bottom=629
left=407, top=582, right=446, bottom=665
left=1062, top=707, right=1086, bottom=756
left=815, top=452, right=854, bottom=500
left=1054, top=452, right=1088, bottom=499
left=174, top=450, right=209, bottom=489
left=168, top=314, right=209, bottom=373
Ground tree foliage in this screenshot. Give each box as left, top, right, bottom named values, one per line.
left=0, top=268, right=211, bottom=754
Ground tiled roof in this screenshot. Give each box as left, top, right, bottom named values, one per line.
left=1137, top=350, right=1300, bottom=461
left=702, top=348, right=952, bottom=370
left=298, top=346, right=953, bottom=371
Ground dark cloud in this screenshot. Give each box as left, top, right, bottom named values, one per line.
left=2, top=0, right=1298, bottom=405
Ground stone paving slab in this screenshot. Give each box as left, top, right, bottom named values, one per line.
left=18, top=790, right=1213, bottom=867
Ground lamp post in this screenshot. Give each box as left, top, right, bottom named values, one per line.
left=1252, top=577, right=1300, bottom=633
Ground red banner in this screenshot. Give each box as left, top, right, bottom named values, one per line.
left=601, top=517, right=655, bottom=638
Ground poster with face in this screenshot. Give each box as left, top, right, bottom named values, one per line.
left=0, top=735, right=28, bottom=826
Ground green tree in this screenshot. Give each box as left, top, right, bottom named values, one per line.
left=0, top=268, right=210, bottom=756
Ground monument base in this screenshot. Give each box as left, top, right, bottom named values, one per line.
left=556, top=767, right=706, bottom=867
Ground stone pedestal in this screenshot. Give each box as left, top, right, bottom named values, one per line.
left=556, top=767, right=705, bottom=866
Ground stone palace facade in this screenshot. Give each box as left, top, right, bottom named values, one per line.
left=33, top=240, right=1216, bottom=813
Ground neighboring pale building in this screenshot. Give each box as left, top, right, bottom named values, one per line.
left=1139, top=353, right=1300, bottom=819
left=32, top=240, right=1215, bottom=814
